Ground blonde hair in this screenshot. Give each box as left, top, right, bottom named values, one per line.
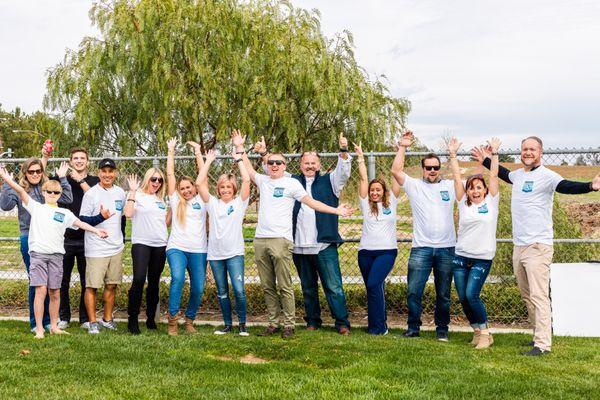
left=19, top=158, right=48, bottom=193
left=41, top=180, right=61, bottom=192
left=176, top=176, right=195, bottom=227
left=140, top=167, right=166, bottom=200
left=216, top=174, right=238, bottom=198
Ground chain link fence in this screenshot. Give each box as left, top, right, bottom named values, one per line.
left=1, top=147, right=599, bottom=325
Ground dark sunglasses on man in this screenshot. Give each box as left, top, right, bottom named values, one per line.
left=267, top=160, right=285, bottom=166
left=150, top=177, right=164, bottom=183
left=423, top=165, right=441, bottom=171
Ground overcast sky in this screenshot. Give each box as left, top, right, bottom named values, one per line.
left=1, top=0, right=599, bottom=150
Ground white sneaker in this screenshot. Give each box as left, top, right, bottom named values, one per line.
left=80, top=322, right=90, bottom=330
left=57, top=320, right=69, bottom=330
left=214, top=325, right=233, bottom=335
left=98, top=319, right=118, bottom=330
left=88, top=322, right=100, bottom=335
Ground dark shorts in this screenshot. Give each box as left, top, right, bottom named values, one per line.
left=29, top=252, right=64, bottom=289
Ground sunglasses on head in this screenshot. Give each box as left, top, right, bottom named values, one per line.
left=423, top=165, right=441, bottom=171
left=267, top=160, right=285, bottom=166
left=27, top=169, right=43, bottom=175
left=150, top=177, right=163, bottom=183
left=44, top=190, right=61, bottom=195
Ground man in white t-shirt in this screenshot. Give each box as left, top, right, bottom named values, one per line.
left=474, top=136, right=600, bottom=356
left=80, top=158, right=127, bottom=335
left=391, top=132, right=456, bottom=342
left=233, top=131, right=352, bottom=338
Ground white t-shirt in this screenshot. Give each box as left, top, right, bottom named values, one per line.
left=402, top=176, right=456, bottom=248
left=455, top=193, right=500, bottom=260
left=80, top=184, right=126, bottom=258
left=509, top=166, right=563, bottom=246
left=358, top=192, right=398, bottom=251
left=166, top=194, right=208, bottom=253
left=205, top=195, right=249, bottom=260
left=24, top=199, right=78, bottom=254
left=254, top=173, right=308, bottom=242
left=131, top=191, right=168, bottom=247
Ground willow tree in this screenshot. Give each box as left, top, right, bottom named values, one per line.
left=45, top=0, right=410, bottom=155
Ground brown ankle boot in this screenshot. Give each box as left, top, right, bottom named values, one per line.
left=184, top=317, right=197, bottom=334
left=168, top=313, right=179, bottom=336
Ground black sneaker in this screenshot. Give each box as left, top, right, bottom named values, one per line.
left=146, top=319, right=157, bottom=330
left=436, top=332, right=449, bottom=342
left=258, top=325, right=281, bottom=336
left=214, top=325, right=233, bottom=335
left=239, top=324, right=250, bottom=337
left=402, top=330, right=420, bottom=338
left=128, top=318, right=141, bottom=335
left=523, top=347, right=550, bottom=356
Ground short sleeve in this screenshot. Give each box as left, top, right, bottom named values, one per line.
left=254, top=173, right=265, bottom=186
left=289, top=179, right=308, bottom=201
left=401, top=174, right=417, bottom=195
left=22, top=196, right=38, bottom=214
left=206, top=195, right=218, bottom=212
left=546, top=168, right=563, bottom=192
left=79, top=190, right=95, bottom=217
left=169, top=193, right=179, bottom=210
left=508, top=170, right=517, bottom=184
left=65, top=210, right=79, bottom=230
left=359, top=196, right=369, bottom=214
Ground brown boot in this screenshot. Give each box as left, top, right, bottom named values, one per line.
left=167, top=313, right=179, bottom=336
left=470, top=329, right=481, bottom=346
left=475, top=331, right=493, bottom=349
left=184, top=317, right=197, bottom=334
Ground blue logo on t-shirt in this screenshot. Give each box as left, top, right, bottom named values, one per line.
left=156, top=202, right=166, bottom=210
left=440, top=190, right=450, bottom=201
left=522, top=181, right=534, bottom=193
left=192, top=202, right=201, bottom=210
left=53, top=212, right=65, bottom=223
left=382, top=207, right=392, bottom=215
left=478, top=204, right=489, bottom=214
left=115, top=200, right=124, bottom=211
left=227, top=205, right=234, bottom=215
left=273, top=187, right=284, bottom=198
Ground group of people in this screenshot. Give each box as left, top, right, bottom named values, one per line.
left=1, top=131, right=598, bottom=356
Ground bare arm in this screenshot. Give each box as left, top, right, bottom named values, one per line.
left=390, top=131, right=413, bottom=194
left=0, top=167, right=29, bottom=206
left=447, top=137, right=465, bottom=201
left=233, top=149, right=251, bottom=202
left=253, top=135, right=270, bottom=167
left=166, top=138, right=178, bottom=196
left=300, top=196, right=353, bottom=217
left=355, top=143, right=368, bottom=199
left=232, top=129, right=257, bottom=182
left=123, top=175, right=140, bottom=218
left=73, top=219, right=108, bottom=238
left=186, top=141, right=205, bottom=174
left=487, top=138, right=501, bottom=196
left=196, top=150, right=215, bottom=203
left=165, top=207, right=172, bottom=227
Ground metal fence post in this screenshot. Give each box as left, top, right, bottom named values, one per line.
left=152, top=158, right=159, bottom=169
left=367, top=153, right=376, bottom=181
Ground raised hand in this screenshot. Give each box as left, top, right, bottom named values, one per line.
left=204, top=149, right=217, bottom=164
left=447, top=137, right=462, bottom=157
left=231, top=147, right=242, bottom=162
left=339, top=132, right=348, bottom=150
left=99, top=204, right=115, bottom=220
left=470, top=145, right=492, bottom=164
left=231, top=130, right=246, bottom=148
left=167, top=138, right=178, bottom=152
left=186, top=140, right=201, bottom=154
left=127, top=174, right=140, bottom=192
left=487, top=137, right=502, bottom=153
left=0, top=166, right=13, bottom=182
left=253, top=135, right=266, bottom=154
left=398, top=130, right=414, bottom=148
left=69, top=168, right=84, bottom=182
left=353, top=142, right=364, bottom=158
left=56, top=161, right=69, bottom=178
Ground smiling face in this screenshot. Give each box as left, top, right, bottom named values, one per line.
left=70, top=151, right=89, bottom=174
left=466, top=177, right=488, bottom=205
left=267, top=154, right=287, bottom=179
left=24, top=161, right=44, bottom=185
left=98, top=167, right=117, bottom=188
left=520, top=138, right=542, bottom=168
left=369, top=181, right=384, bottom=203
left=422, top=156, right=441, bottom=183
left=299, top=153, right=320, bottom=177
left=146, top=172, right=163, bottom=195
left=178, top=178, right=196, bottom=201
left=41, top=181, right=62, bottom=205
left=217, top=176, right=237, bottom=202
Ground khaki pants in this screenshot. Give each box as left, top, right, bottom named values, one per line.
left=513, top=243, right=554, bottom=351
left=254, top=238, right=295, bottom=328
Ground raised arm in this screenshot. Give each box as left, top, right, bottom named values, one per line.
left=55, top=162, right=73, bottom=205
left=41, top=141, right=51, bottom=171
left=233, top=148, right=251, bottom=201
left=166, top=138, right=178, bottom=196
left=473, top=146, right=512, bottom=184
left=487, top=138, right=501, bottom=196
left=330, top=132, right=353, bottom=197
left=0, top=166, right=29, bottom=206
left=390, top=131, right=412, bottom=188
left=196, top=149, right=216, bottom=203
left=186, top=141, right=205, bottom=174
left=232, top=129, right=257, bottom=183
left=354, top=143, right=368, bottom=199
left=447, top=137, right=465, bottom=201
left=253, top=136, right=270, bottom=166
left=72, top=219, right=108, bottom=238
left=123, top=175, right=140, bottom=218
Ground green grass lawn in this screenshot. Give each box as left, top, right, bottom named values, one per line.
left=1, top=320, right=599, bottom=400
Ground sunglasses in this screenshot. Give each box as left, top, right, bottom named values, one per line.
left=44, top=190, right=62, bottom=195
left=267, top=160, right=285, bottom=166
left=423, top=165, right=441, bottom=171
left=27, top=169, right=43, bottom=175
left=150, top=177, right=164, bottom=183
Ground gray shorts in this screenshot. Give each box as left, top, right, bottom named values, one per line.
left=29, top=252, right=64, bottom=289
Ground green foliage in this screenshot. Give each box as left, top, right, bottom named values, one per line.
left=44, top=0, right=410, bottom=156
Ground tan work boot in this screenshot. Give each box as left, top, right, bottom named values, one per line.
left=470, top=329, right=481, bottom=346
left=167, top=313, right=179, bottom=336
left=475, top=331, right=494, bottom=349
left=184, top=317, right=197, bottom=334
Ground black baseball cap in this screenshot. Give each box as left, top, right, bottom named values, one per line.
left=98, top=158, right=117, bottom=169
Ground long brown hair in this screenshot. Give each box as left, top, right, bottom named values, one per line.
left=176, top=176, right=195, bottom=227
left=465, top=175, right=488, bottom=206
left=368, top=178, right=390, bottom=217
left=18, top=158, right=47, bottom=193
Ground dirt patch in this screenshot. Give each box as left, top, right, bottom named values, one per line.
left=565, top=203, right=600, bottom=238
left=239, top=354, right=268, bottom=364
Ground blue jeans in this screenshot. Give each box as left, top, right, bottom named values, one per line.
left=209, top=255, right=247, bottom=325
left=453, top=255, right=492, bottom=329
left=166, top=249, right=207, bottom=319
left=358, top=249, right=398, bottom=335
left=293, top=245, right=350, bottom=329
left=406, top=246, right=455, bottom=334
left=21, top=235, right=50, bottom=329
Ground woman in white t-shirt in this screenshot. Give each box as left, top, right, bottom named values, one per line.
left=197, top=148, right=251, bottom=336
left=123, top=167, right=169, bottom=335
left=355, top=143, right=401, bottom=335
left=164, top=138, right=209, bottom=336
left=447, top=137, right=500, bottom=349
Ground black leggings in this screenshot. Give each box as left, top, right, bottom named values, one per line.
left=128, top=244, right=166, bottom=320
left=59, top=243, right=88, bottom=323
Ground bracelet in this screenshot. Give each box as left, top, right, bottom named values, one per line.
left=234, top=158, right=243, bottom=163
left=259, top=151, right=268, bottom=157
left=492, top=152, right=499, bottom=155
left=340, top=147, right=348, bottom=152
left=236, top=151, right=245, bottom=155
left=76, top=179, right=86, bottom=184
left=127, top=199, right=136, bottom=203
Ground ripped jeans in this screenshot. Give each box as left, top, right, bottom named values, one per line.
left=452, top=255, right=493, bottom=329
left=209, top=255, right=247, bottom=325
